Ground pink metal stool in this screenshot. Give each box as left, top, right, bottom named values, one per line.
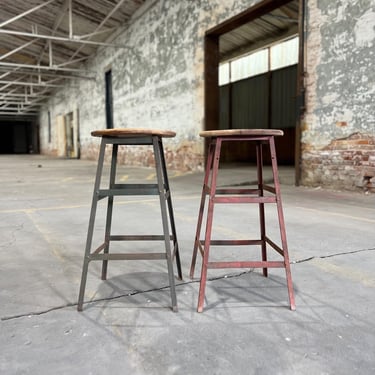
left=190, top=129, right=295, bottom=312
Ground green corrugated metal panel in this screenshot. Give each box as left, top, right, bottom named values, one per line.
left=271, top=65, right=297, bottom=129
left=231, top=74, right=268, bottom=129
left=219, top=84, right=230, bottom=129
left=219, top=65, right=297, bottom=130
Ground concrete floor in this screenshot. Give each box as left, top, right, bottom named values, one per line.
left=1, top=154, right=375, bottom=374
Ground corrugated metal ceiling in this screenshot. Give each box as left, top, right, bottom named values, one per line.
left=0, top=0, right=145, bottom=119
left=220, top=0, right=299, bottom=61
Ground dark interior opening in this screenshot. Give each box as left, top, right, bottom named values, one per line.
left=0, top=121, right=34, bottom=154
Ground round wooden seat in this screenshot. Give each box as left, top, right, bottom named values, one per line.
left=199, top=129, right=283, bottom=138
left=91, top=128, right=176, bottom=138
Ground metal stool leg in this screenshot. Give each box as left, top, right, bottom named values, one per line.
left=256, top=141, right=268, bottom=277
left=197, top=138, right=222, bottom=312
left=101, top=144, right=118, bottom=280
left=190, top=140, right=215, bottom=279
left=77, top=138, right=106, bottom=311
left=153, top=136, right=178, bottom=312
left=158, top=138, right=182, bottom=280
left=269, top=137, right=296, bottom=311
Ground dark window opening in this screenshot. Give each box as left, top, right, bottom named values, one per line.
left=105, top=69, right=113, bottom=129
left=48, top=111, right=52, bottom=143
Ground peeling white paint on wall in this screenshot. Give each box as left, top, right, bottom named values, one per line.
left=302, top=0, right=325, bottom=147
left=354, top=10, right=375, bottom=48
left=36, top=0, right=375, bottom=191
left=39, top=0, right=261, bottom=168
left=321, top=92, right=339, bottom=106
left=305, top=0, right=375, bottom=140
left=301, top=0, right=375, bottom=190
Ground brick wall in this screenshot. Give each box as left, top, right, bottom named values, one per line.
left=301, top=0, right=375, bottom=191
left=302, top=132, right=375, bottom=191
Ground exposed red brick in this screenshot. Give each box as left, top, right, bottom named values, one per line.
left=302, top=132, right=375, bottom=191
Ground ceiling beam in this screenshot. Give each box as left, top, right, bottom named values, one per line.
left=0, top=67, right=93, bottom=80
left=0, top=108, right=39, bottom=113
left=68, top=0, right=129, bottom=62
left=0, top=61, right=91, bottom=73
left=0, top=40, right=39, bottom=61
left=0, top=99, right=43, bottom=105
left=79, top=27, right=116, bottom=40
left=55, top=56, right=89, bottom=68
left=0, top=93, right=50, bottom=98
left=0, top=75, right=27, bottom=91
left=0, top=80, right=66, bottom=88
left=0, top=28, right=129, bottom=48
left=0, top=0, right=56, bottom=28
left=37, top=0, right=71, bottom=66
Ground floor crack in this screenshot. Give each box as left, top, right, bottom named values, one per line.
left=2, top=247, right=373, bottom=322
left=1, top=271, right=253, bottom=322
left=292, top=247, right=375, bottom=264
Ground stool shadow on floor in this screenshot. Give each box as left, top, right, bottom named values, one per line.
left=83, top=271, right=182, bottom=311
left=80, top=269, right=300, bottom=313
left=202, top=270, right=299, bottom=311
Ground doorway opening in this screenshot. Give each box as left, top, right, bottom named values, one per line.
left=56, top=110, right=80, bottom=158
left=204, top=0, right=304, bottom=183
left=0, top=120, right=37, bottom=154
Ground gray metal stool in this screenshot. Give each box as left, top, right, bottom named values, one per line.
left=77, top=128, right=182, bottom=312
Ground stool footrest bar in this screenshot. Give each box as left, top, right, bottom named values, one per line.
left=110, top=235, right=173, bottom=241
left=215, top=188, right=261, bottom=195
left=213, top=196, right=277, bottom=204
left=207, top=261, right=285, bottom=269
left=90, top=253, right=167, bottom=261
left=98, top=184, right=160, bottom=197
left=201, top=239, right=262, bottom=246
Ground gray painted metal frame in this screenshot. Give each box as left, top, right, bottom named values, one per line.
left=77, top=134, right=182, bottom=312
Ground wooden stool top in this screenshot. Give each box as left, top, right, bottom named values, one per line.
left=199, top=129, right=283, bottom=138
left=91, top=128, right=176, bottom=138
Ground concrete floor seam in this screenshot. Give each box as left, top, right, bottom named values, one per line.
left=292, top=247, right=375, bottom=264
left=6, top=246, right=373, bottom=322
left=1, top=270, right=255, bottom=322
left=3, top=248, right=374, bottom=322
